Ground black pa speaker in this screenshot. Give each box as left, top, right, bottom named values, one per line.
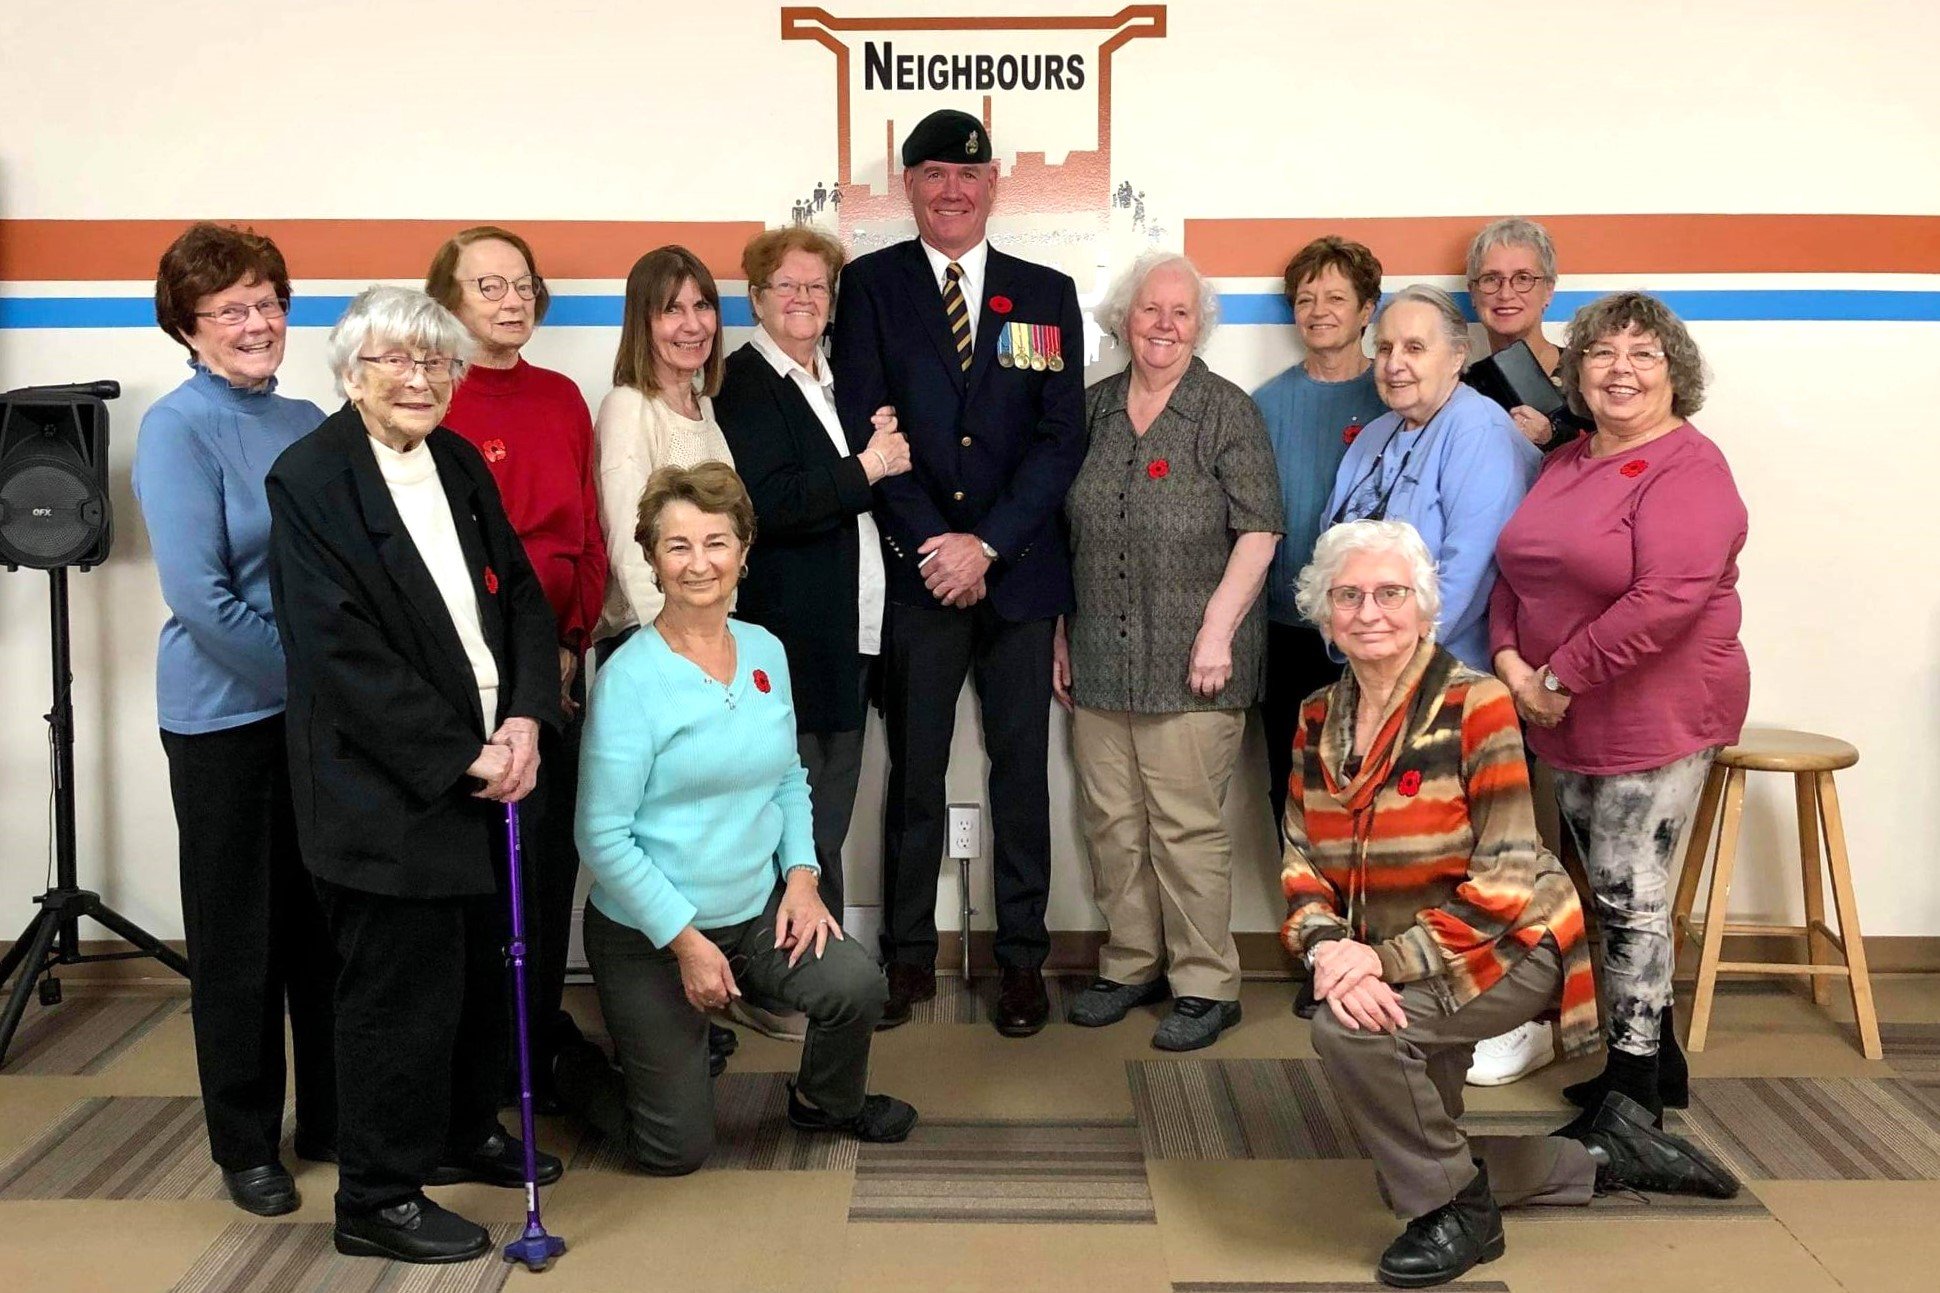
left=0, top=383, right=118, bottom=571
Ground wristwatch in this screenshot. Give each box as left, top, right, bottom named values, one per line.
left=977, top=539, right=999, bottom=562
left=1539, top=665, right=1569, bottom=695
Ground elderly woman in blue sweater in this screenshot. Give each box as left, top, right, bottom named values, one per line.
left=1321, top=285, right=1538, bottom=672
left=560, top=461, right=915, bottom=1173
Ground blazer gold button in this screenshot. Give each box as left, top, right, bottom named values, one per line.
left=953, top=490, right=965, bottom=501
left=961, top=436, right=973, bottom=447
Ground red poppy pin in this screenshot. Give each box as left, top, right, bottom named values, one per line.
left=482, top=567, right=499, bottom=595
left=1620, top=459, right=1648, bottom=477
left=1397, top=769, right=1423, bottom=797
left=1342, top=422, right=1362, bottom=446
left=1147, top=458, right=1170, bottom=481
left=989, top=295, right=1013, bottom=315
left=752, top=669, right=772, bottom=694
left=482, top=438, right=508, bottom=463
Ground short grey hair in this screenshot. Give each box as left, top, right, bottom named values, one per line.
left=326, top=285, right=475, bottom=397
left=1294, top=519, right=1443, bottom=631
left=1095, top=250, right=1220, bottom=351
left=1466, top=217, right=1558, bottom=283
left=1374, top=284, right=1471, bottom=356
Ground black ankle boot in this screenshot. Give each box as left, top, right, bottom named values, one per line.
left=1558, top=1048, right=1660, bottom=1139
left=1657, top=1005, right=1689, bottom=1109
left=1375, top=1161, right=1504, bottom=1288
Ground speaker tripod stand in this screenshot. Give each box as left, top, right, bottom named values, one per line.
left=0, top=567, right=188, bottom=1067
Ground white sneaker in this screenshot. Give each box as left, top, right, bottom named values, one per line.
left=1464, top=1020, right=1555, bottom=1087
left=725, top=998, right=808, bottom=1042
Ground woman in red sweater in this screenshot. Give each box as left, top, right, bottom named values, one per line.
left=1490, top=292, right=1749, bottom=1130
left=428, top=225, right=608, bottom=1095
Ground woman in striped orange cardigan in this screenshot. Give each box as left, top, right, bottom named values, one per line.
left=1280, top=519, right=1736, bottom=1290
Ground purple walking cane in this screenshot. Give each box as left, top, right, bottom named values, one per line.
left=502, top=801, right=567, bottom=1271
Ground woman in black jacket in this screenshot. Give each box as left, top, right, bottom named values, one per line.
left=715, top=226, right=908, bottom=921
left=266, top=286, right=561, bottom=1265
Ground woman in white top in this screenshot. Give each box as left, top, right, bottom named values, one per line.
left=595, top=245, right=735, bottom=650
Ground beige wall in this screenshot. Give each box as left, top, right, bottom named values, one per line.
left=1, top=1, right=1936, bottom=950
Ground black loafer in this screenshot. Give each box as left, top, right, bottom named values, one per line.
left=786, top=1081, right=918, bottom=1143
left=878, top=963, right=936, bottom=1031
left=222, top=1163, right=298, bottom=1217
left=334, top=1195, right=490, bottom=1264
left=425, top=1128, right=563, bottom=1188
left=994, top=967, right=1050, bottom=1038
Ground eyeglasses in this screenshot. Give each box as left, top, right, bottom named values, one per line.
left=1327, top=584, right=1415, bottom=611
left=194, top=298, right=289, bottom=326
left=465, top=274, right=541, bottom=302
left=760, top=280, right=832, bottom=301
left=1581, top=345, right=1666, bottom=370
left=359, top=353, right=458, bottom=381
left=1469, top=271, right=1549, bottom=295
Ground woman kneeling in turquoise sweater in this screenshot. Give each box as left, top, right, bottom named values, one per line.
left=561, top=461, right=915, bottom=1172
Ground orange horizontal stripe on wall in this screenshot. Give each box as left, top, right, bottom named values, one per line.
left=1185, top=215, right=1940, bottom=277
left=0, top=220, right=767, bottom=282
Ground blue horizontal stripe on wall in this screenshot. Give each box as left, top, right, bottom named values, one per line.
left=4, top=291, right=1938, bottom=329
left=1219, top=290, right=1940, bottom=325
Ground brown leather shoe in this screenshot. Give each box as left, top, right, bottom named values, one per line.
left=878, top=962, right=936, bottom=1030
left=994, top=967, right=1049, bottom=1037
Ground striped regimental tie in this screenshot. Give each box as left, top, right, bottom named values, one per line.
left=942, top=261, right=971, bottom=373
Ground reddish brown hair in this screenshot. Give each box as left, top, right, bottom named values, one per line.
left=741, top=226, right=846, bottom=293
left=1281, top=235, right=1384, bottom=312
left=424, top=225, right=552, bottom=325
left=153, top=223, right=292, bottom=350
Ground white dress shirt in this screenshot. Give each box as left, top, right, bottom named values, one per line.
left=919, top=238, right=990, bottom=344
left=750, top=328, right=886, bottom=656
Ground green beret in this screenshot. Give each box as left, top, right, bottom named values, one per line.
left=900, top=109, right=992, bottom=167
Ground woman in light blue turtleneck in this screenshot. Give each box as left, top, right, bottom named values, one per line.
left=130, top=223, right=336, bottom=1219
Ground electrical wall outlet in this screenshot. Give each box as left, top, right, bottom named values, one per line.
left=946, top=802, right=982, bottom=859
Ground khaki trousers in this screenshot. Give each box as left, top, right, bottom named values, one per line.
left=1311, top=941, right=1597, bottom=1220
left=1071, top=707, right=1245, bottom=1001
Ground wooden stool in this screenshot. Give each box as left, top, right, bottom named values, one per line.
left=1671, top=727, right=1881, bottom=1058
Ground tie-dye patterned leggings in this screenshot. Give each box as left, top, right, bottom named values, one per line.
left=1552, top=747, right=1720, bottom=1058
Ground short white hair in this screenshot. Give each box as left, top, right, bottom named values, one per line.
left=326, top=285, right=475, bottom=397
left=1094, top=250, right=1220, bottom=351
left=1294, top=519, right=1442, bottom=630
left=1374, top=284, right=1471, bottom=356
left=1466, top=216, right=1558, bottom=283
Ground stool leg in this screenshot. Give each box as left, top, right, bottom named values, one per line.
left=1817, top=771, right=1882, bottom=1060
left=1687, top=766, right=1745, bottom=1053
left=1796, top=772, right=1832, bottom=1008
left=1673, top=766, right=1725, bottom=966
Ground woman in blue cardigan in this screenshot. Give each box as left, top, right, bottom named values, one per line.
left=560, top=462, right=916, bottom=1172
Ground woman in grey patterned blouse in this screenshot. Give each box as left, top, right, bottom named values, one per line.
left=1054, top=251, right=1285, bottom=1052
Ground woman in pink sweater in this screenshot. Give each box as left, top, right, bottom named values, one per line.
left=1489, top=292, right=1748, bottom=1132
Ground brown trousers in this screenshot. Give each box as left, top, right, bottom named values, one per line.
left=1311, top=941, right=1596, bottom=1220
left=1071, top=707, right=1245, bottom=1001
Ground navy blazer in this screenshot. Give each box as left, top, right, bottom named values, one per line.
left=830, top=239, right=1085, bottom=622
left=266, top=403, right=559, bottom=899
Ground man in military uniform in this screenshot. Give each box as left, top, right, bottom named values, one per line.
left=831, top=109, right=1086, bottom=1037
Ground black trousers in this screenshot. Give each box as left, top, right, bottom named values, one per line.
left=881, top=599, right=1053, bottom=970
left=314, top=878, right=507, bottom=1216
left=796, top=659, right=872, bottom=915
left=160, top=715, right=337, bottom=1171
left=1261, top=621, right=1341, bottom=830
left=520, top=664, right=586, bottom=1065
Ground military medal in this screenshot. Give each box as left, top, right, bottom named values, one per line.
left=1046, top=324, right=1064, bottom=372
left=997, top=323, right=1013, bottom=368
left=1012, top=322, right=1034, bottom=372
left=1028, top=324, right=1047, bottom=371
